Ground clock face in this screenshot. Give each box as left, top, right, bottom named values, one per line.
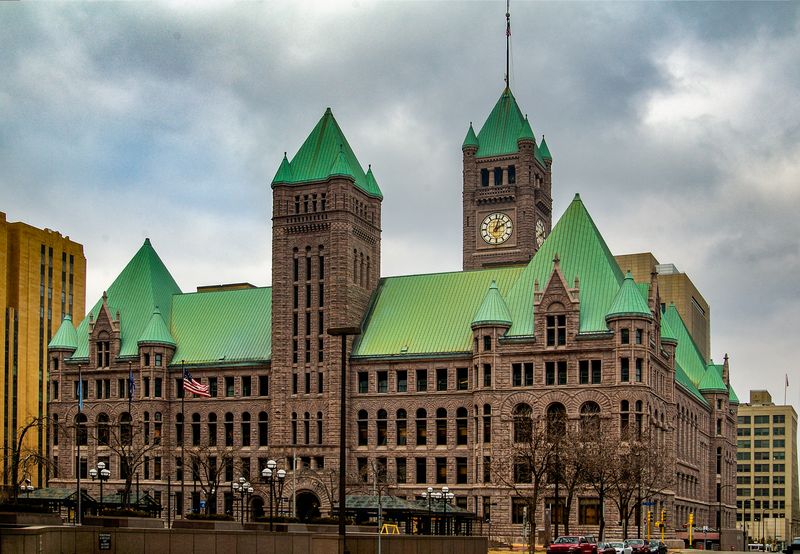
left=536, top=220, right=547, bottom=247
left=481, top=212, right=513, bottom=245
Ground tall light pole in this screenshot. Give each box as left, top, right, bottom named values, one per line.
left=261, top=460, right=287, bottom=532
left=89, top=462, right=110, bottom=512
left=232, top=476, right=253, bottom=524
left=328, top=325, right=361, bottom=554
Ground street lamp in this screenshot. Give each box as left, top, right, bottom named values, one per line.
left=328, top=324, right=361, bottom=553
left=439, top=486, right=454, bottom=536
left=207, top=486, right=216, bottom=515
left=232, top=476, right=253, bottom=524
left=21, top=477, right=34, bottom=499
left=88, top=462, right=110, bottom=512
left=261, top=459, right=287, bottom=532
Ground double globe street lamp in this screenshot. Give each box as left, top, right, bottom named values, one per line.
left=232, top=476, right=253, bottom=523
left=421, top=486, right=455, bottom=535
left=260, top=459, right=287, bottom=532
left=88, top=462, right=111, bottom=511
left=21, top=477, right=34, bottom=499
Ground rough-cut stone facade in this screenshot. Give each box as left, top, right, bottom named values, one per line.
left=47, top=92, right=736, bottom=545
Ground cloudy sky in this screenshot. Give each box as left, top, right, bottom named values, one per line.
left=2, top=1, right=798, bottom=409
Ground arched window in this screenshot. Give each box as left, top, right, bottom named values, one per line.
left=620, top=400, right=630, bottom=438
left=97, top=413, right=110, bottom=446
left=377, top=409, right=388, bottom=446
left=546, top=403, right=566, bottom=438
left=416, top=408, right=427, bottom=446
left=241, top=412, right=251, bottom=447
left=258, top=412, right=268, bottom=446
left=208, top=413, right=217, bottom=446
left=191, top=413, right=201, bottom=446
left=75, top=413, right=88, bottom=446
left=396, top=409, right=407, bottom=446
left=483, top=404, right=492, bottom=444
left=579, top=402, right=601, bottom=436
left=119, top=412, right=132, bottom=445
left=154, top=412, right=162, bottom=445
left=225, top=412, right=234, bottom=446
left=358, top=410, right=368, bottom=446
left=316, top=412, right=323, bottom=444
left=456, top=407, right=468, bottom=445
left=436, top=408, right=448, bottom=445
left=143, top=411, right=150, bottom=444
left=513, top=403, right=533, bottom=443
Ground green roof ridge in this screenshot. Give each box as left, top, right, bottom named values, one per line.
left=659, top=311, right=678, bottom=343
left=49, top=315, right=78, bottom=351
left=72, top=239, right=182, bottom=359
left=517, top=116, right=535, bottom=142
left=606, top=272, right=652, bottom=320
left=472, top=280, right=513, bottom=328
left=663, top=304, right=708, bottom=387
left=698, top=363, right=728, bottom=393
left=675, top=363, right=709, bottom=406
left=728, top=383, right=740, bottom=404
left=271, top=107, right=382, bottom=199
left=476, top=87, right=526, bottom=158
left=462, top=123, right=479, bottom=149
left=539, top=136, right=552, bottom=161
left=138, top=307, right=176, bottom=347
left=271, top=153, right=294, bottom=184
left=505, top=193, right=625, bottom=336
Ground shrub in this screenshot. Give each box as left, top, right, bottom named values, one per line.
left=0, top=503, right=54, bottom=514
left=99, top=508, right=151, bottom=518
left=185, top=512, right=235, bottom=521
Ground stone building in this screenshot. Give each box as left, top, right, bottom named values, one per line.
left=47, top=86, right=738, bottom=543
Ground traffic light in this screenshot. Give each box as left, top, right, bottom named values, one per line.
left=689, top=512, right=694, bottom=526
left=661, top=509, right=666, bottom=524
left=647, top=511, right=652, bottom=524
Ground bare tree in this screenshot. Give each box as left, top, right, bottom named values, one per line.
left=554, top=425, right=590, bottom=536
left=580, top=420, right=618, bottom=540
left=187, top=446, right=238, bottom=514
left=2, top=415, right=62, bottom=502
left=299, top=463, right=368, bottom=519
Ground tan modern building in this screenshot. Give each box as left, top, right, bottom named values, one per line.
left=736, top=390, right=800, bottom=548
left=1, top=212, right=86, bottom=488
left=616, top=253, right=711, bottom=361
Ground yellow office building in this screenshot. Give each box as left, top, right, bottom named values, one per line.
left=736, top=390, right=800, bottom=548
left=1, top=212, right=86, bottom=488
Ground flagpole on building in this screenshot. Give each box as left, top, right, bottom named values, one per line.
left=180, top=359, right=185, bottom=519
left=784, top=374, right=788, bottom=405
left=505, top=0, right=511, bottom=89
left=76, top=364, right=82, bottom=525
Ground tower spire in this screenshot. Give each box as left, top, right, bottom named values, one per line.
left=505, top=0, right=511, bottom=89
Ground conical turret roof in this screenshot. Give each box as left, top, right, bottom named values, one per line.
left=539, top=136, right=552, bottom=161
left=462, top=123, right=479, bottom=150
left=472, top=280, right=512, bottom=328
left=329, top=147, right=354, bottom=178
left=49, top=315, right=78, bottom=351
left=517, top=116, right=535, bottom=142
left=271, top=107, right=382, bottom=199
left=138, top=307, right=176, bottom=347
left=699, top=364, right=728, bottom=393
left=606, top=272, right=652, bottom=321
left=475, top=88, right=526, bottom=158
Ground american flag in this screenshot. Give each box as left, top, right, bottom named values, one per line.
left=183, top=368, right=210, bottom=397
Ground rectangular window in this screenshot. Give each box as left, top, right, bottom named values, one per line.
left=483, top=335, right=492, bottom=351
left=377, top=371, right=388, bottom=393
left=591, top=360, right=601, bottom=383
left=358, top=372, right=369, bottom=393
left=621, top=328, right=630, bottom=344
left=513, top=363, right=523, bottom=387
left=436, top=457, right=447, bottom=484
left=259, top=375, right=269, bottom=396
left=436, top=368, right=448, bottom=391
left=557, top=361, right=567, bottom=385
left=318, top=371, right=324, bottom=393
left=773, top=414, right=785, bottom=423
left=512, top=498, right=527, bottom=524
left=579, top=498, right=601, bottom=525
left=242, top=376, right=251, bottom=396
left=620, top=357, right=630, bottom=382
left=635, top=328, right=643, bottom=344
left=155, top=353, right=162, bottom=366
left=416, top=369, right=427, bottom=392
left=457, top=457, right=468, bottom=484
left=415, top=457, right=427, bottom=484
left=143, top=377, right=151, bottom=397
left=208, top=377, right=217, bottom=397
left=292, top=373, right=298, bottom=395
left=545, top=361, right=555, bottom=386
left=457, top=367, right=468, bottom=390
left=773, top=439, right=785, bottom=448
left=579, top=360, right=589, bottom=384
left=397, top=370, right=407, bottom=392
left=396, top=458, right=407, bottom=484
left=546, top=315, right=566, bottom=346
left=483, top=456, right=491, bottom=483
left=738, top=415, right=751, bottom=424
left=304, top=372, right=311, bottom=394
left=225, top=376, right=234, bottom=397
left=773, top=426, right=785, bottom=435
left=154, top=378, right=162, bottom=398
left=483, top=363, right=491, bottom=387
left=754, top=415, right=769, bottom=424
left=635, top=358, right=643, bottom=382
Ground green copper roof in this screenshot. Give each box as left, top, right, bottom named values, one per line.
left=505, top=193, right=625, bottom=336
left=606, top=272, right=652, bottom=320
left=329, top=147, right=354, bottom=178
left=539, top=136, right=552, bottom=161
left=171, top=287, right=272, bottom=364
left=462, top=123, right=479, bottom=150
left=675, top=364, right=709, bottom=406
left=662, top=304, right=707, bottom=386
left=728, top=382, right=740, bottom=404
left=518, top=116, right=535, bottom=142
left=271, top=107, right=383, bottom=200
left=272, top=153, right=294, bottom=184
left=699, top=363, right=728, bottom=393
left=659, top=311, right=678, bottom=344
left=49, top=315, right=78, bottom=351
left=472, top=280, right=513, bottom=328
left=364, top=165, right=382, bottom=199
left=138, top=307, right=175, bottom=347
left=354, top=267, right=523, bottom=358
left=476, top=88, right=526, bottom=158
left=72, top=239, right=182, bottom=359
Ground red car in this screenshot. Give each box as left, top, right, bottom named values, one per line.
left=623, top=539, right=651, bottom=554
left=547, top=536, right=599, bottom=554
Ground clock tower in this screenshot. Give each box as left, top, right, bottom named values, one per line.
left=462, top=88, right=553, bottom=270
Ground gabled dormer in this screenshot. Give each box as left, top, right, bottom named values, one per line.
left=533, top=254, right=580, bottom=347
left=89, top=291, right=121, bottom=369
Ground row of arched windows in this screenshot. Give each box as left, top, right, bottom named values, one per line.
left=68, top=412, right=133, bottom=447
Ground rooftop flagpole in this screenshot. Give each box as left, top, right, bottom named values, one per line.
left=180, top=359, right=185, bottom=519
left=505, top=0, right=511, bottom=89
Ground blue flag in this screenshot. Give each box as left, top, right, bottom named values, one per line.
left=77, top=380, right=84, bottom=411
left=129, top=367, right=136, bottom=399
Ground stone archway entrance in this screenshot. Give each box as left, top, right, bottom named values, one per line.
left=295, top=491, right=321, bottom=522
left=250, top=496, right=265, bottom=520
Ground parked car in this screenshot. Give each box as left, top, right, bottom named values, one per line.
left=606, top=540, right=633, bottom=554
left=783, top=537, right=800, bottom=554
left=597, top=542, right=618, bottom=554
left=648, top=539, right=667, bottom=554
left=547, top=536, right=599, bottom=554
left=624, top=539, right=651, bottom=554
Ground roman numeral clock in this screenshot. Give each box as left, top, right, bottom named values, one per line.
left=480, top=212, right=513, bottom=245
